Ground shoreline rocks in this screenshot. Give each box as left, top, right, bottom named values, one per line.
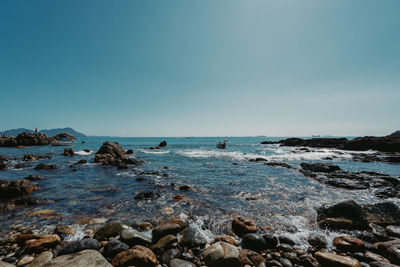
left=95, top=141, right=143, bottom=167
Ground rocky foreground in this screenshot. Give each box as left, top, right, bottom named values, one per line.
left=1, top=199, right=400, bottom=267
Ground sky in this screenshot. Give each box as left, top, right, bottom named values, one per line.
left=1, top=0, right=399, bottom=137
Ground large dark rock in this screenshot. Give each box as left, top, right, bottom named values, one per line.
left=95, top=141, right=143, bottom=166
left=203, top=241, right=241, bottom=267
left=94, top=222, right=123, bottom=241
left=317, top=200, right=400, bottom=230
left=388, top=130, right=400, bottom=137
left=112, top=245, right=158, bottom=267
left=300, top=162, right=341, bottom=173
left=103, top=239, right=130, bottom=259
left=179, top=227, right=207, bottom=248
left=16, top=132, right=54, bottom=146
left=241, top=233, right=267, bottom=251
left=279, top=137, right=348, bottom=148
left=158, top=141, right=167, bottom=147
left=58, top=238, right=101, bottom=255
left=35, top=163, right=57, bottom=170
left=231, top=217, right=258, bottom=237
left=63, top=148, right=75, bottom=156
left=376, top=239, right=400, bottom=265
left=134, top=191, right=160, bottom=200
left=23, top=154, right=52, bottom=161
left=0, top=179, right=35, bottom=199
left=152, top=221, right=187, bottom=242
left=53, top=132, right=76, bottom=141
left=344, top=136, right=400, bottom=153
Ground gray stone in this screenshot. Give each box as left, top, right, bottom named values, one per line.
left=28, top=251, right=53, bottom=267
left=179, top=227, right=207, bottom=248
left=169, top=258, right=196, bottom=267
left=120, top=228, right=152, bottom=246
left=386, top=225, right=400, bottom=238
left=203, top=241, right=241, bottom=267
left=44, top=250, right=111, bottom=267
left=0, top=261, right=16, bottom=267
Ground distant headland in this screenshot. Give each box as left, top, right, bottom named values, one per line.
left=0, top=127, right=86, bottom=137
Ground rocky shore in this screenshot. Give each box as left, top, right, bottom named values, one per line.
left=1, top=131, right=400, bottom=266
left=1, top=199, right=400, bottom=267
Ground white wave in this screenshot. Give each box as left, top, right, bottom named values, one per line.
left=140, top=150, right=170, bottom=154
left=176, top=149, right=260, bottom=161
left=75, top=150, right=93, bottom=156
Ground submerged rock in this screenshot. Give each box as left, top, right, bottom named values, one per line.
left=0, top=179, right=35, bottom=199
left=35, top=163, right=57, bottom=170
left=94, top=222, right=123, bottom=241
left=63, top=148, right=75, bottom=156
left=58, top=239, right=101, bottom=255
left=120, top=228, right=152, bottom=246
left=231, top=217, right=258, bottom=237
left=134, top=191, right=160, bottom=200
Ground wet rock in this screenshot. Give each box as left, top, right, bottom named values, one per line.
left=54, top=225, right=77, bottom=240
left=0, top=179, right=35, bottom=199
left=231, top=217, right=258, bottom=237
left=334, top=236, right=365, bottom=253
left=249, top=157, right=268, bottom=162
left=386, top=225, right=400, bottom=238
left=14, top=163, right=29, bottom=169
left=242, top=233, right=267, bottom=251
left=134, top=191, right=160, bottom=200
left=103, top=239, right=129, bottom=259
left=264, top=162, right=294, bottom=169
left=299, top=254, right=320, bottom=267
left=278, top=243, right=293, bottom=252
left=300, top=162, right=341, bottom=173
left=26, top=235, right=61, bottom=253
left=0, top=161, right=9, bottom=170
left=34, top=163, right=57, bottom=170
left=364, top=251, right=390, bottom=263
left=279, top=137, right=348, bottom=148
left=343, top=136, right=400, bottom=153
left=160, top=249, right=181, bottom=264
left=75, top=159, right=87, bottom=164
left=29, top=251, right=53, bottom=267
left=0, top=261, right=16, bottom=267
left=58, top=238, right=101, bottom=255
left=151, top=234, right=177, bottom=254
left=120, top=228, right=152, bottom=246
left=281, top=258, right=293, bottom=267
left=369, top=223, right=388, bottom=241
left=126, top=149, right=134, bottom=154
left=24, top=175, right=43, bottom=181
left=315, top=251, right=361, bottom=267
left=179, top=185, right=191, bottom=190
left=376, top=239, right=400, bottom=265
left=138, top=222, right=153, bottom=231
left=240, top=249, right=266, bottom=266
left=53, top=132, right=76, bottom=141
left=202, top=241, right=241, bottom=267
left=94, top=222, right=123, bottom=241
left=112, top=245, right=158, bottom=267
left=279, top=236, right=296, bottom=246
left=308, top=234, right=327, bottom=249
left=16, top=132, right=54, bottom=146
left=158, top=141, right=167, bottom=147
left=369, top=262, right=400, bottom=267
left=95, top=141, right=126, bottom=165
left=179, top=227, right=207, bottom=248
left=212, top=235, right=237, bottom=246
left=45, top=249, right=111, bottom=267
left=263, top=233, right=279, bottom=248
left=152, top=223, right=185, bottom=242
left=169, top=258, right=196, bottom=267
left=63, top=148, right=75, bottom=156
left=23, top=154, right=52, bottom=161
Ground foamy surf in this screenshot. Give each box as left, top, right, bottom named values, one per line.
left=75, top=150, right=93, bottom=155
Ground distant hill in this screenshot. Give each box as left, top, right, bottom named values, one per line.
left=388, top=130, right=400, bottom=137
left=0, top=127, right=86, bottom=137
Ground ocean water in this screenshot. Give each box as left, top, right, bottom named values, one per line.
left=1, top=136, right=400, bottom=246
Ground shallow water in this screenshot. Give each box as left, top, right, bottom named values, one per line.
left=1, top=136, right=400, bottom=246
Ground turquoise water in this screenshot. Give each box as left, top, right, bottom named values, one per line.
left=1, top=136, right=400, bottom=240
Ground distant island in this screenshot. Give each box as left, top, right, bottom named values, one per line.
left=0, top=127, right=86, bottom=137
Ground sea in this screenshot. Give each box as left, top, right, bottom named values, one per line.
left=1, top=136, right=400, bottom=247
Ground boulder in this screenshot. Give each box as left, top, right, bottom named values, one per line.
left=376, top=239, right=400, bottom=264
left=308, top=234, right=327, bottom=249
left=151, top=234, right=177, bottom=254
left=35, top=163, right=57, bottom=170
left=333, top=236, right=365, bottom=252
left=300, top=162, right=341, bottom=173
left=23, top=154, right=52, bottom=161
left=0, top=179, right=35, bottom=199
left=343, top=136, right=400, bottom=153
left=203, top=241, right=241, bottom=267
left=315, top=251, right=361, bottom=267
left=63, top=148, right=75, bottom=156
left=26, top=234, right=61, bottom=253
left=241, top=233, right=267, bottom=251
left=160, top=249, right=181, bottom=265
left=152, top=222, right=185, bottom=242
left=58, top=239, right=101, bottom=255
left=134, top=191, right=160, bottom=200
left=279, top=137, right=348, bottom=148
left=53, top=132, right=76, bottom=141
left=239, top=249, right=266, bottom=266
left=15, top=132, right=54, bottom=146
left=28, top=251, right=53, bottom=267
left=94, top=141, right=126, bottom=165
left=231, top=217, right=258, bottom=237
left=94, top=222, right=123, bottom=241
left=169, top=259, right=196, bottom=267
left=179, top=227, right=207, bottom=248
left=54, top=225, right=77, bottom=240
left=112, top=245, right=158, bottom=267
left=103, top=239, right=129, bottom=259
left=386, top=225, right=400, bottom=238
left=158, top=141, right=167, bottom=147
left=388, top=130, right=400, bottom=137
left=44, top=249, right=111, bottom=267
left=120, top=228, right=152, bottom=246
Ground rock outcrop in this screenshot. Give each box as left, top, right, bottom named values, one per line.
left=94, top=141, right=143, bottom=166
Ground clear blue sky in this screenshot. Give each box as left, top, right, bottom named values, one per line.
left=1, top=0, right=399, bottom=137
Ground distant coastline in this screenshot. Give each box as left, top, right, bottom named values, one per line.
left=0, top=127, right=86, bottom=137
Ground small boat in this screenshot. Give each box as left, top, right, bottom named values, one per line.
left=51, top=141, right=75, bottom=146
left=216, top=139, right=227, bottom=149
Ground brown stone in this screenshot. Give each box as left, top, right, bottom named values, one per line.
left=315, top=252, right=361, bottom=267
left=231, top=217, right=258, bottom=237
left=26, top=234, right=61, bottom=253
left=333, top=236, right=365, bottom=252
left=112, top=245, right=158, bottom=267
left=212, top=235, right=238, bottom=246
left=240, top=249, right=266, bottom=266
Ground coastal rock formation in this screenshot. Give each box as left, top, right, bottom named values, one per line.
left=95, top=141, right=143, bottom=166
left=158, top=141, right=167, bottom=147
left=0, top=179, right=35, bottom=199
left=0, top=132, right=55, bottom=147
left=262, top=131, right=400, bottom=153
left=53, top=132, right=76, bottom=141
left=300, top=162, right=400, bottom=198
left=317, top=200, right=400, bottom=230
left=35, top=163, right=57, bottom=170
